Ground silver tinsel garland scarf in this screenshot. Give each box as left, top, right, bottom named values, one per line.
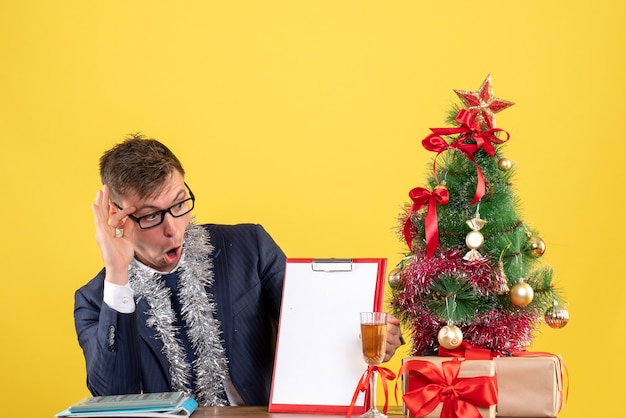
left=128, top=222, right=230, bottom=406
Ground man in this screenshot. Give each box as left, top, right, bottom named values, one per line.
left=74, top=134, right=402, bottom=406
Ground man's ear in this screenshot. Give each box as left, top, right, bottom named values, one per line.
left=107, top=198, right=130, bottom=227
left=107, top=201, right=119, bottom=218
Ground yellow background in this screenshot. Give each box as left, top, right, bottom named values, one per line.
left=1, top=1, right=623, bottom=416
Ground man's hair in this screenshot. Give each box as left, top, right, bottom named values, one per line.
left=99, top=133, right=185, bottom=201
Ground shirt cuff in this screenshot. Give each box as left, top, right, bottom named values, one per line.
left=103, top=281, right=136, bottom=314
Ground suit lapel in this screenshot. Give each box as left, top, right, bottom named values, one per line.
left=136, top=297, right=171, bottom=382
left=209, top=229, right=232, bottom=358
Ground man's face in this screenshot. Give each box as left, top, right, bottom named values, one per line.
left=116, top=170, right=192, bottom=272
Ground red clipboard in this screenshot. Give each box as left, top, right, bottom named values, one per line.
left=269, top=258, right=387, bottom=414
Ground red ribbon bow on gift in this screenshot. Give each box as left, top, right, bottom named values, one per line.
left=403, top=185, right=449, bottom=259
left=398, top=358, right=498, bottom=418
left=422, top=109, right=510, bottom=205
left=346, top=365, right=396, bottom=418
left=438, top=341, right=498, bottom=360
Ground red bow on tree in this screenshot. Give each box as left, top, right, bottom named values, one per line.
left=403, top=185, right=449, bottom=259
left=398, top=358, right=498, bottom=418
left=451, top=109, right=510, bottom=157
left=421, top=109, right=510, bottom=205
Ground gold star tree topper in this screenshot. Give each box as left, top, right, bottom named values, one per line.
left=454, top=75, right=514, bottom=129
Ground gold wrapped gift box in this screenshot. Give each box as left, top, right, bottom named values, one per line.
left=494, top=355, right=565, bottom=417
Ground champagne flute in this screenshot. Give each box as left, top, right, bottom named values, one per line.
left=359, top=312, right=387, bottom=418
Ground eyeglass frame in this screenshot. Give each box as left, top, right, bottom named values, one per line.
left=112, top=182, right=196, bottom=230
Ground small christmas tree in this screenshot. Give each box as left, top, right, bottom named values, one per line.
left=390, top=75, right=569, bottom=356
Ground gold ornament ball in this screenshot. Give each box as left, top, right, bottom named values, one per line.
left=437, top=324, right=463, bottom=350
left=465, top=230, right=484, bottom=250
left=545, top=305, right=569, bottom=329
left=527, top=235, right=546, bottom=257
left=434, top=184, right=448, bottom=198
left=510, top=281, right=534, bottom=307
left=498, top=157, right=512, bottom=171
left=388, top=268, right=402, bottom=289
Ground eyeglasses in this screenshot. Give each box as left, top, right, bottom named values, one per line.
left=114, top=183, right=195, bottom=230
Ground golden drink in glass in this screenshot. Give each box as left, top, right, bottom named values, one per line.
left=359, top=312, right=387, bottom=418
left=360, top=323, right=386, bottom=365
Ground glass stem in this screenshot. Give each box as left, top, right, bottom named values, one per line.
left=370, top=368, right=379, bottom=413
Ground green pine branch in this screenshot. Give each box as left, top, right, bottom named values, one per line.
left=426, top=273, right=480, bottom=323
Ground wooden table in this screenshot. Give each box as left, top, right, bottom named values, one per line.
left=192, top=406, right=404, bottom=417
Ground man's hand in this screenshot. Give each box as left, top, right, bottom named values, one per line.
left=92, top=185, right=136, bottom=285
left=383, top=313, right=404, bottom=362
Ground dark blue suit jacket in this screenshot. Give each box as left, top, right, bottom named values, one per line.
left=74, top=224, right=286, bottom=406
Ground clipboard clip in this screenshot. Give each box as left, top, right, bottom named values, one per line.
left=311, top=258, right=353, bottom=272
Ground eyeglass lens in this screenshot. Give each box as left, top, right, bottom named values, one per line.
left=137, top=198, right=194, bottom=228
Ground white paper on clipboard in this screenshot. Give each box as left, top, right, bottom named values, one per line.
left=269, top=258, right=386, bottom=414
